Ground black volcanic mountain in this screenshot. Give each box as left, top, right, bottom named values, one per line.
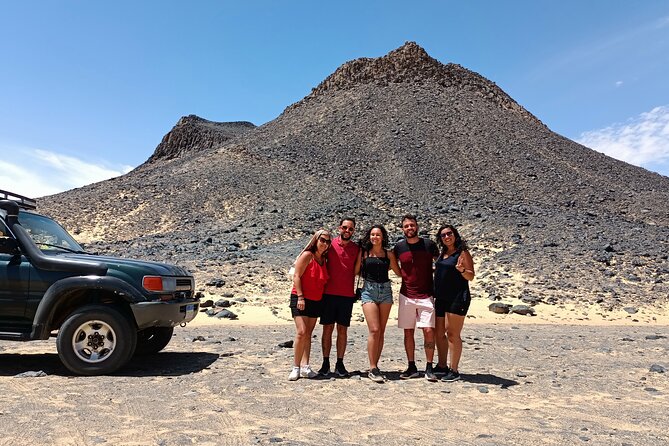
left=40, top=42, right=669, bottom=309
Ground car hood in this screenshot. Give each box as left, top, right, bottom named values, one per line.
left=59, top=253, right=192, bottom=277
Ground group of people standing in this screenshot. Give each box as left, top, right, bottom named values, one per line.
left=288, top=214, right=474, bottom=383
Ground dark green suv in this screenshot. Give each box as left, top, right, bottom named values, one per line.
left=0, top=190, right=199, bottom=375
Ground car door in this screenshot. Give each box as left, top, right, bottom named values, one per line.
left=0, top=221, right=32, bottom=331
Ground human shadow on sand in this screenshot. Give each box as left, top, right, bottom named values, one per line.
left=348, top=370, right=519, bottom=388
left=459, top=373, right=519, bottom=388
left=0, top=351, right=220, bottom=377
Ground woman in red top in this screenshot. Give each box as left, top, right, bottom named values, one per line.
left=289, top=229, right=331, bottom=381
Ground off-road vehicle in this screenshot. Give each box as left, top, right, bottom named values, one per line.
left=0, top=190, right=199, bottom=375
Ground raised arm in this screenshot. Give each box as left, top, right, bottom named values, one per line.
left=455, top=250, right=475, bottom=281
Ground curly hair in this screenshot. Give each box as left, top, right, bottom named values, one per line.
left=436, top=224, right=469, bottom=255
left=360, top=224, right=389, bottom=252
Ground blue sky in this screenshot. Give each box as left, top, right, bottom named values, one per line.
left=2, top=1, right=668, bottom=197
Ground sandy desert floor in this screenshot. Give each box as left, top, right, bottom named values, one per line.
left=0, top=294, right=667, bottom=446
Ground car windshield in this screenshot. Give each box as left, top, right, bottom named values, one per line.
left=17, top=211, right=84, bottom=253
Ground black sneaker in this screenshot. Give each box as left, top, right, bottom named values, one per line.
left=368, top=368, right=384, bottom=383
left=424, top=368, right=438, bottom=382
left=433, top=364, right=450, bottom=375
left=441, top=370, right=461, bottom=382
left=334, top=362, right=349, bottom=377
left=399, top=366, right=419, bottom=380
left=318, top=359, right=331, bottom=376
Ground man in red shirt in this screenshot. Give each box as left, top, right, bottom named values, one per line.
left=394, top=214, right=440, bottom=381
left=318, top=218, right=360, bottom=377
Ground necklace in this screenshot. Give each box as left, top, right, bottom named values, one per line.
left=369, top=248, right=384, bottom=257
left=443, top=249, right=457, bottom=259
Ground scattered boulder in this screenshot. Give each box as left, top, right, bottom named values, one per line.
left=511, top=305, right=536, bottom=316
left=645, top=335, right=667, bottom=340
left=206, top=279, right=226, bottom=288
left=216, top=309, right=238, bottom=320
left=649, top=364, right=666, bottom=373
left=489, top=303, right=512, bottom=314
left=13, top=371, right=47, bottom=378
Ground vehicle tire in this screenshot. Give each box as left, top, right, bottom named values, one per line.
left=56, top=305, right=137, bottom=376
left=134, top=326, right=174, bottom=355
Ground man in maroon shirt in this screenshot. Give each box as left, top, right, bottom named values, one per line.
left=394, top=214, right=439, bottom=381
left=318, top=218, right=360, bottom=377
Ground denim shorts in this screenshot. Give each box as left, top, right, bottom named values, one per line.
left=360, top=281, right=393, bottom=305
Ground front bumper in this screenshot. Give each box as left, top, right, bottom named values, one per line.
left=131, top=299, right=200, bottom=330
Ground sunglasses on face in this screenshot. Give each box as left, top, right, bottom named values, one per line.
left=440, top=231, right=454, bottom=238
left=318, top=237, right=332, bottom=245
left=340, top=226, right=354, bottom=232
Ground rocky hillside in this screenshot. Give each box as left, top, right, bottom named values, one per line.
left=145, top=115, right=255, bottom=163
left=40, top=42, right=669, bottom=311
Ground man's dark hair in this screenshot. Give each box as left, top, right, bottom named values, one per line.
left=400, top=214, right=418, bottom=225
left=340, top=217, right=356, bottom=227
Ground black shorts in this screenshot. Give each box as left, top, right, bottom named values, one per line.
left=435, top=290, right=471, bottom=317
left=290, top=294, right=323, bottom=318
left=319, top=294, right=355, bottom=326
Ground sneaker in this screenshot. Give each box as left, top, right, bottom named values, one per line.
left=441, top=369, right=461, bottom=382
left=300, top=365, right=317, bottom=379
left=433, top=364, right=450, bottom=375
left=368, top=368, right=384, bottom=383
left=334, top=362, right=349, bottom=378
left=425, top=368, right=438, bottom=382
left=318, top=359, right=331, bottom=376
left=288, top=367, right=300, bottom=381
left=399, top=366, right=419, bottom=380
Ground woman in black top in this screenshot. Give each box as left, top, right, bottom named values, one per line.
left=354, top=224, right=400, bottom=382
left=433, top=224, right=475, bottom=382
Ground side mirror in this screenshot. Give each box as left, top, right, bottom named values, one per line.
left=0, top=236, right=19, bottom=254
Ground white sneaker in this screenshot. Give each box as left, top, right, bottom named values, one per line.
left=288, top=367, right=300, bottom=381
left=300, top=365, right=317, bottom=378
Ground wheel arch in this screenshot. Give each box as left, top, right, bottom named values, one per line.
left=31, top=276, right=145, bottom=339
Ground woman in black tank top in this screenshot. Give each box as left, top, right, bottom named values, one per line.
left=354, top=224, right=401, bottom=382
left=433, top=224, right=475, bottom=382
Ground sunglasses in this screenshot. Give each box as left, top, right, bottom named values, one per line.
left=340, top=226, right=354, bottom=232
left=318, top=236, right=332, bottom=245
left=440, top=231, right=454, bottom=238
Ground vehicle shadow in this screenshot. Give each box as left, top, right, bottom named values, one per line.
left=0, top=352, right=220, bottom=377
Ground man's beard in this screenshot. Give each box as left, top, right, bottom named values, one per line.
left=341, top=232, right=352, bottom=240
left=403, top=229, right=417, bottom=238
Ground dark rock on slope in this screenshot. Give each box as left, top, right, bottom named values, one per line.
left=39, top=42, right=669, bottom=309
left=146, top=115, right=255, bottom=163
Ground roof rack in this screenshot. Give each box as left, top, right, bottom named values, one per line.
left=0, top=189, right=37, bottom=210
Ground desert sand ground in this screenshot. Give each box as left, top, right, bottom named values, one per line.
left=1, top=294, right=667, bottom=446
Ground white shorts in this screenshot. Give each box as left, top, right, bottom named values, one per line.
left=397, top=293, right=435, bottom=329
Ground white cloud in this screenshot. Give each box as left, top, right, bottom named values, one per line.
left=615, top=80, right=623, bottom=87
left=0, top=146, right=133, bottom=198
left=656, top=15, right=669, bottom=29
left=577, top=106, right=669, bottom=175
